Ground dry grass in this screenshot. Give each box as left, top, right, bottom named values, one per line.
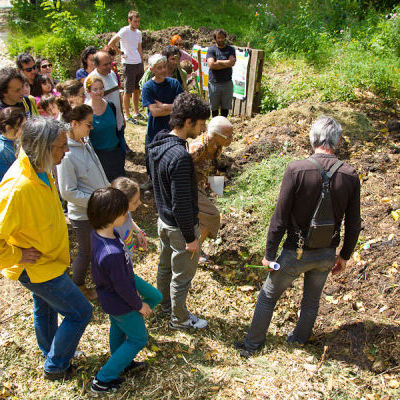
left=0, top=121, right=399, bottom=400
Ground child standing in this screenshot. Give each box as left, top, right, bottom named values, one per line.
left=87, top=187, right=162, bottom=394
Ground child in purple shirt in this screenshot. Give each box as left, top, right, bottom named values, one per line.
left=88, top=187, right=162, bottom=394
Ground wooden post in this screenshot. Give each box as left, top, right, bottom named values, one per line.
left=197, top=49, right=204, bottom=99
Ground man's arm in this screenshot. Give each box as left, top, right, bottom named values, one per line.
left=265, top=166, right=295, bottom=260
left=170, top=156, right=197, bottom=243
left=207, top=57, right=235, bottom=70
left=148, top=100, right=173, bottom=117
left=108, top=34, right=122, bottom=54
left=339, top=176, right=361, bottom=261
left=138, top=42, right=143, bottom=62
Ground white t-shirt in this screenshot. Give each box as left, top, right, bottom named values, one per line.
left=117, top=26, right=142, bottom=65
left=85, top=69, right=124, bottom=130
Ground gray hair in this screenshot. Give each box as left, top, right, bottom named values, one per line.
left=21, top=117, right=69, bottom=173
left=148, top=54, right=167, bottom=68
left=208, top=116, right=233, bottom=138
left=309, top=116, right=342, bottom=150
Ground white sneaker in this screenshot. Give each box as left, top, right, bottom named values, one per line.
left=169, top=312, right=208, bottom=330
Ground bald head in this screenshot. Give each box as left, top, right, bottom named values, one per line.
left=94, top=51, right=112, bottom=76
left=208, top=116, right=233, bottom=145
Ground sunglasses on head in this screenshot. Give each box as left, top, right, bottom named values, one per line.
left=41, top=63, right=53, bottom=69
left=23, top=65, right=38, bottom=72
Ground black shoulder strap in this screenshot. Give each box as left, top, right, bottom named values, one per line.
left=308, top=158, right=343, bottom=187
left=326, top=160, right=343, bottom=178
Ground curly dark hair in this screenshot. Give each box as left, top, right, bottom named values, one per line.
left=80, top=46, right=97, bottom=70
left=0, top=67, right=24, bottom=100
left=213, top=29, right=227, bottom=40
left=16, top=53, right=35, bottom=70
left=162, top=45, right=180, bottom=59
left=169, top=93, right=210, bottom=129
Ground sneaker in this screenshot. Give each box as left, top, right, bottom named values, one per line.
left=169, top=313, right=208, bottom=330
left=127, top=117, right=139, bottom=125
left=91, top=377, right=125, bottom=394
left=132, top=113, right=146, bottom=120
left=234, top=341, right=257, bottom=358
left=123, top=360, right=148, bottom=374
left=43, top=364, right=75, bottom=381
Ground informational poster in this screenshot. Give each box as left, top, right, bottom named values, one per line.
left=232, top=48, right=250, bottom=100
left=192, top=45, right=250, bottom=100
left=192, top=45, right=209, bottom=91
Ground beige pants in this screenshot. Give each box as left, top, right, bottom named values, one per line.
left=198, top=189, right=220, bottom=239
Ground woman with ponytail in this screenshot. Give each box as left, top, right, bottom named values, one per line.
left=56, top=104, right=109, bottom=300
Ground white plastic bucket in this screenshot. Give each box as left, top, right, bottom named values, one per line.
left=208, top=176, right=225, bottom=197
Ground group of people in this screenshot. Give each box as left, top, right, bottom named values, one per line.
left=0, top=7, right=361, bottom=396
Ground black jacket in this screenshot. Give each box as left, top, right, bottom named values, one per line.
left=147, top=130, right=198, bottom=243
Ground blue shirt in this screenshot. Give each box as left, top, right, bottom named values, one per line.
left=76, top=68, right=88, bottom=81
left=142, top=77, right=184, bottom=143
left=90, top=103, right=119, bottom=151
left=0, top=135, right=16, bottom=181
left=36, top=171, right=51, bottom=187
left=91, top=230, right=143, bottom=316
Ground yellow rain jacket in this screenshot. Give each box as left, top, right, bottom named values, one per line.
left=0, top=149, right=69, bottom=282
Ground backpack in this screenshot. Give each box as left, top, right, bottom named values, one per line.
left=292, top=158, right=343, bottom=254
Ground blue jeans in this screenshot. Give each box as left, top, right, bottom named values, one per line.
left=97, top=275, right=162, bottom=382
left=244, top=248, right=336, bottom=349
left=18, top=270, right=93, bottom=373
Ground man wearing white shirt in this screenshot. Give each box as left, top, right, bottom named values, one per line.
left=85, top=51, right=127, bottom=157
left=108, top=10, right=144, bottom=124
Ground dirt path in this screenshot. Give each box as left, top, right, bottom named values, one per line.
left=0, top=1, right=14, bottom=68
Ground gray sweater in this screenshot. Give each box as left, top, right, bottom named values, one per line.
left=57, top=137, right=109, bottom=220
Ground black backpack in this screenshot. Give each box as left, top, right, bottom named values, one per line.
left=292, top=158, right=343, bottom=252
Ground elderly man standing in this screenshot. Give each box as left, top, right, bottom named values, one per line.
left=189, top=116, right=233, bottom=263
left=0, top=118, right=92, bottom=379
left=85, top=51, right=127, bottom=157
left=147, top=93, right=210, bottom=330
left=206, top=29, right=236, bottom=118
left=235, top=116, right=361, bottom=357
left=108, top=10, right=144, bottom=124
left=16, top=53, right=38, bottom=92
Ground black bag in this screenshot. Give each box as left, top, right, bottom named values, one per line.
left=293, top=158, right=343, bottom=249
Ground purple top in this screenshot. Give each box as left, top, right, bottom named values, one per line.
left=91, top=230, right=142, bottom=315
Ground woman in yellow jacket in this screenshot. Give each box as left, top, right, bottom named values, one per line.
left=0, top=117, right=92, bottom=380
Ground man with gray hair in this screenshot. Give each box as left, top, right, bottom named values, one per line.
left=235, top=115, right=361, bottom=357
left=189, top=116, right=233, bottom=262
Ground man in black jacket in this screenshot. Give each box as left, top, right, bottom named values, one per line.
left=147, top=93, right=210, bottom=330
left=236, top=115, right=361, bottom=357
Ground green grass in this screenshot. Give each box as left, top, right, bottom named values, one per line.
left=217, top=154, right=293, bottom=254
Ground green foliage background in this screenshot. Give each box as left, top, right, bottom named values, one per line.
left=7, top=0, right=400, bottom=107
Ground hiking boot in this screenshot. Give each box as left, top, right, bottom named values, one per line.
left=44, top=364, right=75, bottom=381
left=169, top=313, right=208, bottom=330
left=123, top=360, right=148, bottom=374
left=79, top=285, right=97, bottom=301
left=91, top=377, right=125, bottom=394
left=125, top=116, right=139, bottom=125
left=234, top=341, right=257, bottom=359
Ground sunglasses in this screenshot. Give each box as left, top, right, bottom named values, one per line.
left=23, top=65, right=38, bottom=72
left=41, top=64, right=53, bottom=69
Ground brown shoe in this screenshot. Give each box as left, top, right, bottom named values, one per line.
left=79, top=285, right=98, bottom=301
